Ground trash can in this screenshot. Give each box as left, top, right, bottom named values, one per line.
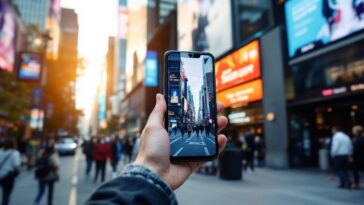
left=219, top=148, right=242, bottom=180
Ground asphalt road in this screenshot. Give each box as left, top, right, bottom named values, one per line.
left=2, top=149, right=363, bottom=205
left=170, top=130, right=216, bottom=157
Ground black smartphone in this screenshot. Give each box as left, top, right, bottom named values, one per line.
left=164, top=51, right=218, bottom=161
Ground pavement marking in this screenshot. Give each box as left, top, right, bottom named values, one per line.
left=68, top=150, right=80, bottom=205
left=170, top=137, right=181, bottom=144
left=206, top=137, right=215, bottom=144
left=173, top=147, right=184, bottom=156
left=189, top=141, right=205, bottom=146
left=68, top=187, right=77, bottom=205
left=204, top=147, right=210, bottom=156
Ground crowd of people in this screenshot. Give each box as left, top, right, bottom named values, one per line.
left=81, top=133, right=141, bottom=182
left=328, top=125, right=364, bottom=190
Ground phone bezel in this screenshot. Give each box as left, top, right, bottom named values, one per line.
left=164, top=50, right=218, bottom=162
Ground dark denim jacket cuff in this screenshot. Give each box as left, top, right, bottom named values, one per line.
left=122, top=164, right=178, bottom=205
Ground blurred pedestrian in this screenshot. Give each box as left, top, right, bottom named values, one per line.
left=245, top=128, right=256, bottom=172
left=82, top=136, right=95, bottom=176
left=331, top=126, right=353, bottom=189
left=34, top=140, right=60, bottom=205
left=351, top=125, right=364, bottom=189
left=255, top=135, right=265, bottom=167
left=122, top=137, right=133, bottom=164
left=132, top=133, right=141, bottom=161
left=0, top=138, right=21, bottom=205
left=110, top=135, right=123, bottom=178
left=93, top=138, right=111, bottom=183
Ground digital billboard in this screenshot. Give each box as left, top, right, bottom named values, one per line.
left=217, top=79, right=263, bottom=108
left=285, top=0, right=364, bottom=59
left=17, top=52, right=42, bottom=81
left=144, top=50, right=158, bottom=87
left=0, top=2, right=16, bottom=72
left=215, top=40, right=260, bottom=92
left=178, top=0, right=233, bottom=57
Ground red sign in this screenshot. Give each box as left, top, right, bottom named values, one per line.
left=215, top=40, right=261, bottom=92
left=217, top=79, right=263, bottom=108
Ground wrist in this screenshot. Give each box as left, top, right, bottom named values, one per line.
left=122, top=164, right=177, bottom=205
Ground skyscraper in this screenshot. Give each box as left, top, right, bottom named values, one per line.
left=13, top=0, right=49, bottom=31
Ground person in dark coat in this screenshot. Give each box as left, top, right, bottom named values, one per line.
left=34, top=141, right=60, bottom=205
left=82, top=137, right=95, bottom=176
left=351, top=125, right=364, bottom=189
left=110, top=135, right=123, bottom=178
left=245, top=128, right=256, bottom=172
left=86, top=94, right=228, bottom=205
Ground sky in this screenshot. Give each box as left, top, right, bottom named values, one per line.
left=182, top=57, right=203, bottom=120
left=61, top=0, right=118, bottom=135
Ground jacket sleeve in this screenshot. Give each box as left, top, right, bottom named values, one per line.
left=86, top=164, right=177, bottom=205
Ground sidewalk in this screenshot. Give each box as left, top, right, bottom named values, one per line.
left=176, top=169, right=363, bottom=205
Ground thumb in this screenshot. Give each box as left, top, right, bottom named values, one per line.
left=147, top=94, right=166, bottom=126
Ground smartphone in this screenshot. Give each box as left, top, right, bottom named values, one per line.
left=164, top=51, right=218, bottom=161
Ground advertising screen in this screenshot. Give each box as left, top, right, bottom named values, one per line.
left=166, top=52, right=217, bottom=157
left=217, top=79, right=263, bottom=108
left=285, top=0, right=364, bottom=59
left=18, top=52, right=42, bottom=81
left=178, top=0, right=233, bottom=58
left=144, top=50, right=158, bottom=87
left=215, top=40, right=261, bottom=92
left=0, top=2, right=16, bottom=72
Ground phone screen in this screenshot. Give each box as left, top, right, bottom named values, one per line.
left=166, top=52, right=217, bottom=159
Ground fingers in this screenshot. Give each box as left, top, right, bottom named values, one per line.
left=217, top=116, right=228, bottom=133
left=216, top=102, right=224, bottom=114
left=147, top=94, right=167, bottom=127
left=217, top=134, right=227, bottom=154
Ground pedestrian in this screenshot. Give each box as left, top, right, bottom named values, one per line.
left=132, top=133, right=141, bottom=161
left=351, top=125, right=364, bottom=189
left=245, top=128, right=256, bottom=172
left=86, top=94, right=228, bottom=205
left=93, top=138, right=111, bottom=183
left=0, top=138, right=21, bottom=205
left=82, top=136, right=95, bottom=176
left=34, top=140, right=60, bottom=205
left=110, top=135, right=123, bottom=178
left=331, top=126, right=353, bottom=189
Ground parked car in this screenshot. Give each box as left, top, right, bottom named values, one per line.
left=56, top=138, right=77, bottom=155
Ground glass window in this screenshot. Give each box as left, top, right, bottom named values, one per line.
left=236, top=0, right=274, bottom=43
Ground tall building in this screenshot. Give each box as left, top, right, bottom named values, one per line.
left=13, top=0, right=49, bottom=31
left=13, top=0, right=61, bottom=59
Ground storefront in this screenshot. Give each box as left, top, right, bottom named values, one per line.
left=215, top=40, right=264, bottom=141
left=284, top=0, right=364, bottom=167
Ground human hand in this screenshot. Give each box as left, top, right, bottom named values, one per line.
left=134, top=94, right=228, bottom=190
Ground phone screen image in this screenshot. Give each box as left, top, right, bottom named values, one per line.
left=166, top=52, right=217, bottom=159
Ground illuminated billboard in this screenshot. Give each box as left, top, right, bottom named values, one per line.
left=0, top=2, right=16, bottom=72
left=285, top=0, right=364, bottom=59
left=17, top=52, right=42, bottom=81
left=215, top=40, right=261, bottom=92
left=217, top=79, right=263, bottom=108
left=144, top=50, right=158, bottom=87
left=178, top=0, right=233, bottom=57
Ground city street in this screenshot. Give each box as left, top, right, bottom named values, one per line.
left=2, top=149, right=362, bottom=205
left=170, top=130, right=216, bottom=156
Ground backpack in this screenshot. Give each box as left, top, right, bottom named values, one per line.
left=34, top=155, right=50, bottom=179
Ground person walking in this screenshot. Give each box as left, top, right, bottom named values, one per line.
left=82, top=137, right=95, bottom=176
left=0, top=138, right=21, bottom=205
left=331, top=126, right=353, bottom=189
left=34, top=141, right=60, bottom=205
left=132, top=133, right=141, bottom=161
left=110, top=135, right=123, bottom=178
left=245, top=128, right=256, bottom=172
left=93, top=138, right=111, bottom=183
left=351, top=125, right=364, bottom=189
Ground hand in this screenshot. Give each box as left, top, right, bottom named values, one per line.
left=134, top=94, right=228, bottom=190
